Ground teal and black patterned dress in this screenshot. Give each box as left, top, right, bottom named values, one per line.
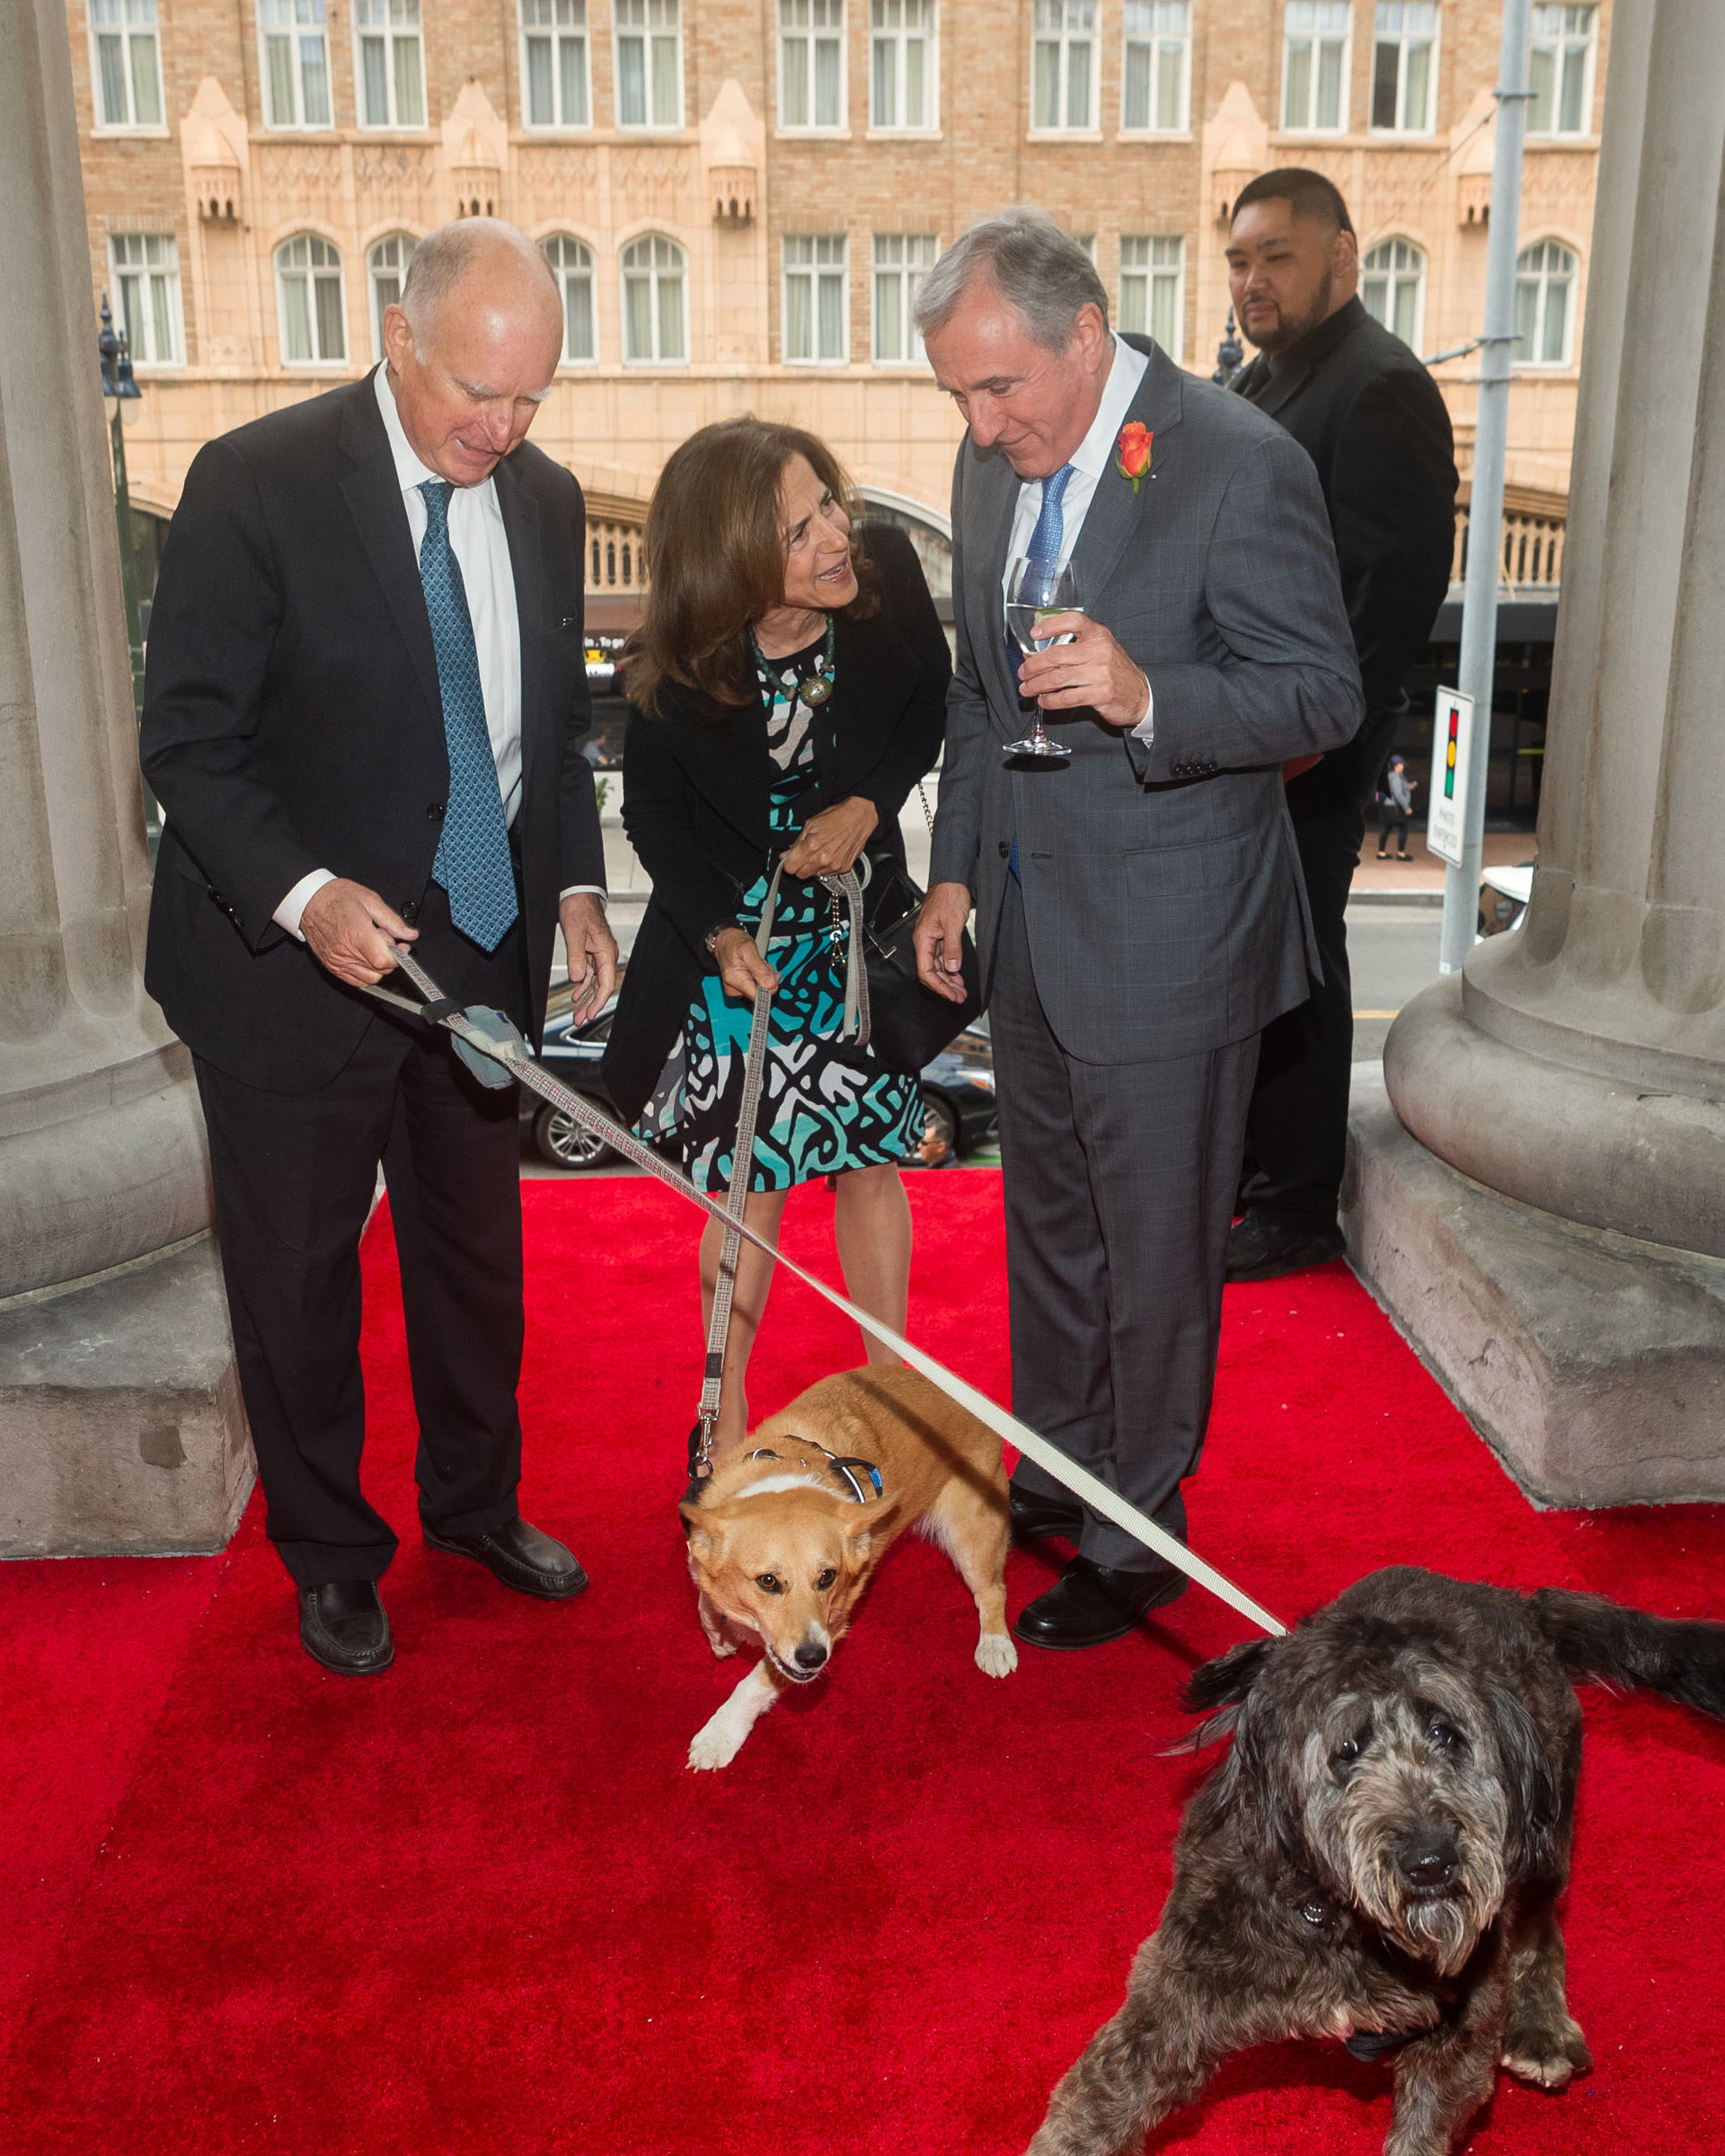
left=659, top=632, right=924, bottom=1195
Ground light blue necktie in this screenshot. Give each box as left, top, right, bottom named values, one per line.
left=418, top=479, right=518, bottom=951
left=1008, top=463, right=1076, bottom=880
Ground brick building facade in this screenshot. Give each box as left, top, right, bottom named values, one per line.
left=70, top=0, right=1610, bottom=617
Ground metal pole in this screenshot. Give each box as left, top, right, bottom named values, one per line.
left=108, top=400, right=146, bottom=728
left=1439, top=0, right=1533, bottom=975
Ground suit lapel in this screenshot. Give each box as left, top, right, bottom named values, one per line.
left=964, top=446, right=1023, bottom=729
left=1069, top=340, right=1185, bottom=610
left=1251, top=354, right=1316, bottom=420
left=495, top=453, right=544, bottom=800
left=336, top=381, right=442, bottom=727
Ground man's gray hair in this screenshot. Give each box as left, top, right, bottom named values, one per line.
left=400, top=218, right=558, bottom=342
left=912, top=208, right=1109, bottom=352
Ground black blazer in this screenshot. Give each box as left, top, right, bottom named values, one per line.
left=1233, top=296, right=1458, bottom=813
left=602, top=522, right=950, bottom=1123
left=140, top=371, right=604, bottom=1092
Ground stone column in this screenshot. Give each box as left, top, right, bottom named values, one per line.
left=0, top=0, right=251, bottom=1553
left=1345, top=0, right=1725, bottom=1506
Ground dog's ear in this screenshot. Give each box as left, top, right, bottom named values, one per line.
left=1482, top=1674, right=1563, bottom=1874
left=1182, top=1635, right=1276, bottom=1715
left=681, top=1507, right=721, bottom=1563
left=840, top=1513, right=873, bottom=1566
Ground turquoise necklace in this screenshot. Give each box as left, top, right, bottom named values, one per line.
left=752, top=616, right=836, bottom=707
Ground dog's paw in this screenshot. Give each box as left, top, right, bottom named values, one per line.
left=1501, top=2017, right=1591, bottom=2089
left=976, top=1630, right=1018, bottom=1678
left=687, top=1712, right=746, bottom=1772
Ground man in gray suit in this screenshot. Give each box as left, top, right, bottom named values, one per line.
left=912, top=212, right=1362, bottom=1650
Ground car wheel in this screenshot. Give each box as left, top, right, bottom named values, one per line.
left=917, top=1094, right=960, bottom=1168
left=534, top=1099, right=617, bottom=1171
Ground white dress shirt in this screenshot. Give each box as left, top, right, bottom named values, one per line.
left=275, top=363, right=601, bottom=938
left=1001, top=332, right=1155, bottom=741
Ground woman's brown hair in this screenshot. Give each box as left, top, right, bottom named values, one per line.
left=621, top=417, right=878, bottom=720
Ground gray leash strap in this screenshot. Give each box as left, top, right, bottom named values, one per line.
left=694, top=864, right=783, bottom=1480
left=818, top=864, right=870, bottom=1049
left=371, top=949, right=1287, bottom=1639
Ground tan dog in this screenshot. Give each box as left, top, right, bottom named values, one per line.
left=680, top=1365, right=1017, bottom=1770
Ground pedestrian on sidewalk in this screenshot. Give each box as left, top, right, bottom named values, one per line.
left=1376, top=755, right=1416, bottom=859
left=1223, top=170, right=1457, bottom=1285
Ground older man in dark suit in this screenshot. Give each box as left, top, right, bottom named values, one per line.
left=1225, top=169, right=1459, bottom=1282
left=913, top=210, right=1362, bottom=1650
left=141, top=221, right=617, bottom=1674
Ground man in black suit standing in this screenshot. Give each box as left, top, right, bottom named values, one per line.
left=1223, top=170, right=1458, bottom=1281
left=141, top=221, right=617, bottom=1674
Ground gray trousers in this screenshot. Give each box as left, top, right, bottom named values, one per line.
left=990, top=878, right=1260, bottom=1570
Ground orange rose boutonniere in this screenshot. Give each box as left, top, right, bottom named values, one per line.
left=1114, top=421, right=1154, bottom=492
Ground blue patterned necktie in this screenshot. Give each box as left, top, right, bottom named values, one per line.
left=417, top=479, right=518, bottom=951
left=1006, top=463, right=1077, bottom=882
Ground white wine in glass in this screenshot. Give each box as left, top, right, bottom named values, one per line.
left=1004, top=556, right=1082, bottom=762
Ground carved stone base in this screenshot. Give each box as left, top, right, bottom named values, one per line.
left=0, top=1233, right=253, bottom=1557
left=1342, top=1065, right=1725, bottom=1508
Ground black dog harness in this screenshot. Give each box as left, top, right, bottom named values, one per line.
left=743, top=1442, right=884, bottom=1507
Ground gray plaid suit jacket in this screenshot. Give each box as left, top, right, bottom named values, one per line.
left=928, top=336, right=1365, bottom=1064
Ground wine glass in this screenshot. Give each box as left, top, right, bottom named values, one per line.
left=1004, top=556, right=1082, bottom=762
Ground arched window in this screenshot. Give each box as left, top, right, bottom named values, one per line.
left=276, top=234, right=347, bottom=366
left=1514, top=240, right=1577, bottom=367
left=621, top=234, right=686, bottom=363
left=1360, top=237, right=1425, bottom=350
left=367, top=232, right=415, bottom=361
left=541, top=234, right=597, bottom=362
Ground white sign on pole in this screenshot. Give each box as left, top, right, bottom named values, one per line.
left=1428, top=685, right=1474, bottom=868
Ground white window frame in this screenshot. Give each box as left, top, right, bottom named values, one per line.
left=257, top=0, right=332, bottom=131
left=520, top=0, right=591, bottom=130
left=1031, top=0, right=1099, bottom=137
left=871, top=232, right=936, bottom=365
left=1281, top=2, right=1352, bottom=135
left=1120, top=2, right=1190, bottom=136
left=870, top=0, right=937, bottom=134
left=1119, top=235, right=1184, bottom=362
left=1514, top=240, right=1577, bottom=368
left=1370, top=3, right=1438, bottom=135
left=89, top=0, right=165, bottom=133
left=367, top=232, right=415, bottom=362
left=1527, top=4, right=1597, bottom=138
left=782, top=235, right=850, bottom=365
left=615, top=0, right=684, bottom=130
left=621, top=234, right=687, bottom=364
left=1360, top=236, right=1427, bottom=349
left=542, top=233, right=597, bottom=364
left=275, top=234, right=349, bottom=368
left=779, top=0, right=846, bottom=133
left=111, top=232, right=184, bottom=367
left=354, top=0, right=426, bottom=132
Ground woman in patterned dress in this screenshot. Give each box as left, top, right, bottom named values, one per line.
left=604, top=420, right=951, bottom=1455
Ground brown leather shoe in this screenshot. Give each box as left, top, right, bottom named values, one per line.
left=422, top=1514, right=588, bottom=1600
left=297, top=1580, right=394, bottom=1674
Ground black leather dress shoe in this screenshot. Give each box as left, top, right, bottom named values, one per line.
left=1013, top=1556, right=1187, bottom=1650
left=1008, top=1483, right=1084, bottom=1543
left=1225, top=1212, right=1347, bottom=1284
left=297, top=1580, right=394, bottom=1675
left=422, top=1515, right=588, bottom=1600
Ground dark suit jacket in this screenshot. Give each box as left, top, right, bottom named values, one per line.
left=1232, top=296, right=1458, bottom=814
left=930, top=335, right=1364, bottom=1065
left=602, top=523, right=950, bottom=1123
left=140, top=370, right=604, bottom=1092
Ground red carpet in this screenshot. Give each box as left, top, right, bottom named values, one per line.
left=2, top=1172, right=1722, bottom=2154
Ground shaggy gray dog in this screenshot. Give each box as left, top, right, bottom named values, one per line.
left=1027, top=1567, right=1725, bottom=2156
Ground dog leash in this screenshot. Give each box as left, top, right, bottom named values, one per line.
left=365, top=950, right=1287, bottom=1639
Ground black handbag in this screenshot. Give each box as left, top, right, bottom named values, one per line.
left=858, top=846, right=982, bottom=1074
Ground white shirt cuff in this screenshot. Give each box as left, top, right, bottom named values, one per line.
left=1130, top=675, right=1154, bottom=745
left=560, top=886, right=606, bottom=905
left=275, top=868, right=336, bottom=941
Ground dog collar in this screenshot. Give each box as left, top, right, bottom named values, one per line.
left=745, top=1443, right=883, bottom=1505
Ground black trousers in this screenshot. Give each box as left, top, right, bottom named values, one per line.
left=989, top=878, right=1260, bottom=1572
left=1239, top=796, right=1365, bottom=1234
left=1377, top=807, right=1412, bottom=854
left=195, top=882, right=532, bottom=1586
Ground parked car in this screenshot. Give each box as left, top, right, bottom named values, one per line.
left=521, top=968, right=998, bottom=1171
left=1479, top=862, right=1535, bottom=937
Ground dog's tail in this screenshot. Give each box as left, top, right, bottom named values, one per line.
left=1529, top=1589, right=1725, bottom=1720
